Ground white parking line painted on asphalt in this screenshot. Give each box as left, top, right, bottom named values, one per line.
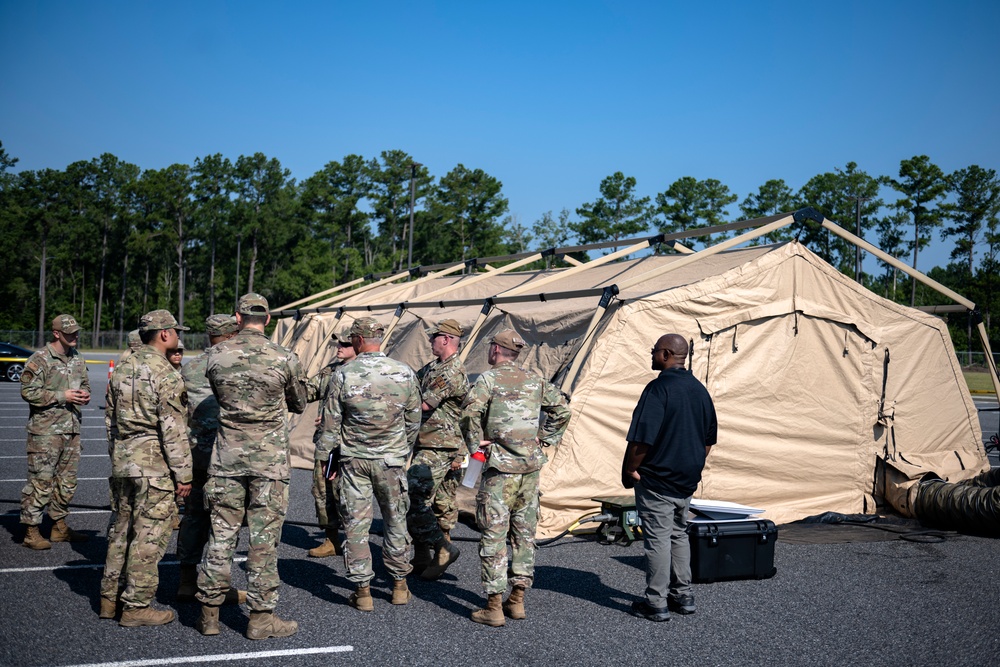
left=57, top=646, right=354, bottom=667
left=0, top=557, right=247, bottom=575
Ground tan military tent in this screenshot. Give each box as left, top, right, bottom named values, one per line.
left=272, top=220, right=990, bottom=536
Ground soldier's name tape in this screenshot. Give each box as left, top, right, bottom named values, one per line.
left=57, top=646, right=354, bottom=667
left=1, top=556, right=247, bottom=575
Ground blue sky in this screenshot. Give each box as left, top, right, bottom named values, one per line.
left=2, top=1, right=998, bottom=271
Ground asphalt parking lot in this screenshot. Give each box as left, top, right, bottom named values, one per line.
left=1, top=356, right=999, bottom=667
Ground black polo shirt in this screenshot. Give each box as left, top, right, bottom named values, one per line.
left=626, top=367, right=718, bottom=498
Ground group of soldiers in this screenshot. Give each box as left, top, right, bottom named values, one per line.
left=18, top=295, right=572, bottom=638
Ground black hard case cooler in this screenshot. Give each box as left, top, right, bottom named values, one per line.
left=686, top=519, right=778, bottom=583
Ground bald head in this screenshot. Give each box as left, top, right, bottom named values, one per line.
left=652, top=334, right=688, bottom=371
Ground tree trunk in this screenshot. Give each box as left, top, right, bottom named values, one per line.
left=95, top=222, right=109, bottom=342
left=118, top=250, right=129, bottom=348
left=247, top=231, right=258, bottom=295
left=36, top=236, right=47, bottom=348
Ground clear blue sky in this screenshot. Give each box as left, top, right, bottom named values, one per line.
left=2, top=1, right=998, bottom=271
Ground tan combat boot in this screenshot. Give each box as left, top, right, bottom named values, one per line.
left=503, top=586, right=526, bottom=619
left=50, top=518, right=88, bottom=542
left=471, top=593, right=506, bottom=627
left=246, top=610, right=298, bottom=640
left=22, top=525, right=51, bottom=550
left=420, top=539, right=460, bottom=581
left=99, top=597, right=117, bottom=619
left=119, top=606, right=175, bottom=627
left=391, top=578, right=411, bottom=605
left=176, top=563, right=198, bottom=600
left=349, top=584, right=374, bottom=612
left=197, top=605, right=220, bottom=636
left=308, top=528, right=340, bottom=558
left=410, top=543, right=433, bottom=574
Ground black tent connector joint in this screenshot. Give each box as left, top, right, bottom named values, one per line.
left=793, top=207, right=824, bottom=225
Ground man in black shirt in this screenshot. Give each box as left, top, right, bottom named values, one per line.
left=622, top=333, right=717, bottom=622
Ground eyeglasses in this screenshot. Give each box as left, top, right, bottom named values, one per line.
left=650, top=348, right=672, bottom=356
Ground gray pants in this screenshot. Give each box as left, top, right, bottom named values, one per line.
left=635, top=482, right=692, bottom=607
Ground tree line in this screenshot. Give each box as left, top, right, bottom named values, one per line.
left=1, top=140, right=998, bottom=355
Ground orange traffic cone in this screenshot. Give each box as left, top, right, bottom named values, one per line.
left=107, top=360, right=114, bottom=379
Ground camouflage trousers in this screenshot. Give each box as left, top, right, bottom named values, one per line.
left=176, top=470, right=209, bottom=566
left=196, top=476, right=288, bottom=611
left=311, top=459, right=341, bottom=531
left=100, top=476, right=131, bottom=600
left=339, top=458, right=412, bottom=585
left=476, top=468, right=540, bottom=594
left=20, top=433, right=80, bottom=525
left=406, top=448, right=461, bottom=547
left=104, top=476, right=177, bottom=609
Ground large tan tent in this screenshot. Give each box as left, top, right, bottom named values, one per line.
left=272, top=226, right=990, bottom=536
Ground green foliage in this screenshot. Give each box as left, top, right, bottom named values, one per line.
left=572, top=172, right=651, bottom=248
left=423, top=163, right=509, bottom=264
left=739, top=179, right=795, bottom=245
left=941, top=165, right=1000, bottom=275
left=654, top=176, right=737, bottom=249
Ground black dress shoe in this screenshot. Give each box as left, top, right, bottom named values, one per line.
left=668, top=594, right=696, bottom=615
left=630, top=600, right=670, bottom=622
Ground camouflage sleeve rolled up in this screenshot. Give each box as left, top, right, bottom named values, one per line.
left=538, top=379, right=571, bottom=448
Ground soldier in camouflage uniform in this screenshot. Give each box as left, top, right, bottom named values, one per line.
left=305, top=327, right=355, bottom=558
left=118, top=329, right=143, bottom=364
left=175, top=314, right=243, bottom=604
left=102, top=310, right=193, bottom=627
left=461, top=329, right=570, bottom=626
left=406, top=319, right=469, bottom=580
left=19, top=314, right=91, bottom=550
left=316, top=317, right=421, bottom=611
left=195, top=293, right=307, bottom=640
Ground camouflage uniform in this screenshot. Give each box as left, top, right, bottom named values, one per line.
left=102, top=344, right=193, bottom=608
left=20, top=340, right=90, bottom=526
left=196, top=326, right=307, bottom=611
left=317, top=345, right=421, bottom=585
left=461, top=360, right=570, bottom=595
left=176, top=350, right=217, bottom=565
left=307, top=361, right=342, bottom=535
left=406, top=352, right=470, bottom=549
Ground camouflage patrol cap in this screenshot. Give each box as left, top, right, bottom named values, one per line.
left=427, top=319, right=464, bottom=338
left=139, top=309, right=190, bottom=333
left=126, top=329, right=142, bottom=351
left=350, top=316, right=385, bottom=338
left=52, top=314, right=80, bottom=334
left=205, top=314, right=238, bottom=336
left=237, top=292, right=269, bottom=315
left=490, top=329, right=525, bottom=352
left=171, top=339, right=185, bottom=351
left=330, top=327, right=352, bottom=344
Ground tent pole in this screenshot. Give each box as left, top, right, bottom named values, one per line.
left=380, top=305, right=406, bottom=350
left=458, top=301, right=495, bottom=364
left=415, top=251, right=547, bottom=304
left=820, top=219, right=974, bottom=309
left=560, top=286, right=619, bottom=394
left=974, top=321, right=1000, bottom=398
left=274, top=277, right=366, bottom=311
left=354, top=261, right=470, bottom=307
left=615, top=216, right=794, bottom=292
